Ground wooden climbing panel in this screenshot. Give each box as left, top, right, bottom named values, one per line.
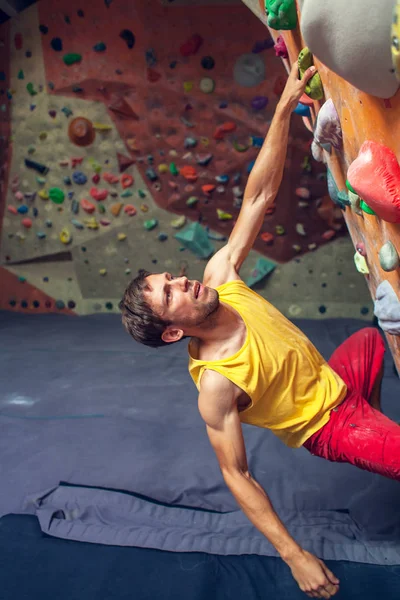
left=241, top=0, right=400, bottom=375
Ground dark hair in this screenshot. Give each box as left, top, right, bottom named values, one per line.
left=119, top=269, right=172, bottom=348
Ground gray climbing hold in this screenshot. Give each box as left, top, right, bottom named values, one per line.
left=374, top=280, right=400, bottom=335
left=37, top=231, right=46, bottom=239
left=184, top=137, right=197, bottom=149
left=71, top=219, right=84, bottom=229
left=71, top=199, right=79, bottom=214
left=196, top=153, right=213, bottom=166
left=146, top=168, right=158, bottom=182
left=379, top=241, right=400, bottom=272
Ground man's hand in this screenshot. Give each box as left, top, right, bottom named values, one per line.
left=287, top=549, right=340, bottom=598
left=278, top=62, right=317, bottom=112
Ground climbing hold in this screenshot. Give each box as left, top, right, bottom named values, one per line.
left=202, top=184, right=216, bottom=195
left=201, top=56, right=215, bottom=70
left=158, top=164, right=168, bottom=174
left=17, top=205, right=28, bottom=214
left=296, top=187, right=310, bottom=199
left=261, top=232, right=274, bottom=244
left=216, top=186, right=225, bottom=194
left=274, top=35, right=289, bottom=58
left=314, top=99, right=342, bottom=150
left=374, top=280, right=400, bottom=335
left=21, top=218, right=32, bottom=228
left=17, top=69, right=24, bottom=80
left=85, top=217, right=99, bottom=230
left=354, top=252, right=369, bottom=274
left=37, top=231, right=46, bottom=239
left=71, top=219, right=84, bottom=229
left=103, top=172, right=119, bottom=184
left=110, top=202, right=123, bottom=216
left=217, top=209, right=232, bottom=220
left=39, top=131, right=47, bottom=141
left=322, top=230, right=336, bottom=241
left=184, top=137, right=197, bottom=149
left=180, top=34, right=203, bottom=57
left=169, top=163, right=179, bottom=176
left=359, top=200, right=376, bottom=215
left=186, top=196, right=199, bottom=207
left=308, top=243, right=317, bottom=251
left=99, top=219, right=110, bottom=227
left=215, top=174, right=229, bottom=184
left=246, top=257, right=276, bottom=288
left=63, top=53, right=82, bottom=66
left=356, top=242, right=366, bottom=256
left=379, top=241, right=400, bottom=272
left=158, top=233, right=168, bottom=242
left=138, top=190, right=147, bottom=199
left=200, top=77, right=215, bottom=93
left=234, top=53, right=265, bottom=87
left=213, top=121, right=236, bottom=140
left=92, top=174, right=100, bottom=184
left=49, top=188, right=65, bottom=204
left=72, top=171, right=87, bottom=185
left=39, top=24, right=48, bottom=34
left=140, top=204, right=149, bottom=212
left=251, top=96, right=269, bottom=111
left=60, top=228, right=72, bottom=244
left=117, top=153, right=135, bottom=173
left=275, top=225, right=286, bottom=236
left=265, top=0, right=297, bottom=30
left=180, top=166, right=198, bottom=182
left=233, top=186, right=243, bottom=198
left=196, top=153, right=213, bottom=167
left=64, top=176, right=72, bottom=186
left=144, top=219, right=158, bottom=230
left=327, top=169, right=348, bottom=209
left=15, top=191, right=24, bottom=202
left=121, top=174, right=134, bottom=188
left=99, top=269, right=107, bottom=277
left=81, top=199, right=96, bottom=214
left=51, top=37, right=63, bottom=52
left=98, top=204, right=106, bottom=214
left=26, top=82, right=37, bottom=96
left=183, top=81, right=193, bottom=93
left=121, top=189, right=133, bottom=198
left=72, top=157, right=84, bottom=168
left=68, top=117, right=95, bottom=146
left=171, top=216, right=186, bottom=229
left=145, top=48, right=157, bottom=67
left=71, top=199, right=79, bottom=214
left=108, top=97, right=139, bottom=120
left=93, top=42, right=106, bottom=52
left=25, top=158, right=49, bottom=175
left=124, top=204, right=137, bottom=216
left=88, top=158, right=102, bottom=173
left=39, top=190, right=49, bottom=200
left=294, top=103, right=311, bottom=117
left=200, top=137, right=210, bottom=147
left=298, top=48, right=324, bottom=100
left=147, top=68, right=162, bottom=83
left=265, top=204, right=276, bottom=215
left=175, top=222, right=214, bottom=258
left=8, top=205, right=18, bottom=215
left=117, top=233, right=127, bottom=241
left=233, top=141, right=250, bottom=153
left=93, top=122, right=112, bottom=132
left=145, top=168, right=158, bottom=182
left=90, top=187, right=108, bottom=201
left=347, top=141, right=400, bottom=223
left=120, top=29, right=135, bottom=49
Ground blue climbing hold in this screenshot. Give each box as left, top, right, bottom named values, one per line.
left=17, top=205, right=29, bottom=214
left=215, top=174, right=229, bottom=184
left=93, top=42, right=107, bottom=52
left=68, top=191, right=74, bottom=199
left=72, top=171, right=87, bottom=185
left=294, top=102, right=311, bottom=117
left=247, top=160, right=256, bottom=174
left=51, top=37, right=63, bottom=52
left=251, top=136, right=264, bottom=148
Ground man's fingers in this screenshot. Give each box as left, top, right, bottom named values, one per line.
left=301, top=65, right=317, bottom=85
left=290, top=60, right=299, bottom=77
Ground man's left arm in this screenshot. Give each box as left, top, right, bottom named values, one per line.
left=204, top=63, right=316, bottom=281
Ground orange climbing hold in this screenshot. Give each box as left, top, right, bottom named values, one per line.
left=202, top=184, right=216, bottom=194
left=121, top=174, right=134, bottom=189
left=213, top=122, right=237, bottom=140
left=179, top=165, right=198, bottom=182
left=261, top=232, right=274, bottom=244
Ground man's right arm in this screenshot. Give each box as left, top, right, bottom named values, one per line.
left=198, top=370, right=340, bottom=598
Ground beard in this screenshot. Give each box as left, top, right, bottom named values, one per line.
left=180, top=287, right=220, bottom=329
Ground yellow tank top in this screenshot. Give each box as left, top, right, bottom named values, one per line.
left=188, top=279, right=347, bottom=448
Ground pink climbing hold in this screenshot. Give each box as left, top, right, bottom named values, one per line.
left=15, top=191, right=24, bottom=202
left=274, top=36, right=288, bottom=59
left=90, top=187, right=108, bottom=201
left=347, top=140, right=400, bottom=223
left=8, top=205, right=18, bottom=215
left=103, top=172, right=119, bottom=184
left=21, top=218, right=32, bottom=228
left=81, top=198, right=96, bottom=214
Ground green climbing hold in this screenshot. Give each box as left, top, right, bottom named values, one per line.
left=63, top=53, right=82, bottom=66
left=18, top=69, right=24, bottom=80
left=298, top=48, right=324, bottom=100
left=98, top=204, right=106, bottom=214
left=26, top=82, right=37, bottom=96
left=36, top=176, right=46, bottom=184
left=174, top=222, right=215, bottom=259
left=121, top=189, right=133, bottom=197
left=138, top=189, right=147, bottom=198
left=246, top=257, right=276, bottom=288
left=144, top=219, right=158, bottom=230
left=359, top=200, right=376, bottom=215
left=265, top=0, right=297, bottom=30
left=345, top=179, right=356, bottom=194
left=169, top=162, right=179, bottom=176
left=186, top=196, right=199, bottom=207
left=49, top=187, right=65, bottom=204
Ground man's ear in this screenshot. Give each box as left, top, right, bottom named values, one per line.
left=161, top=327, right=185, bottom=344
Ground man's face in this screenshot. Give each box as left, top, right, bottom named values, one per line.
left=145, top=272, right=219, bottom=330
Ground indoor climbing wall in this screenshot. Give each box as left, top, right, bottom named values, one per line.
left=0, top=0, right=373, bottom=320
left=242, top=0, right=400, bottom=373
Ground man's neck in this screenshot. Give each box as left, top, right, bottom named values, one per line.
left=189, top=302, right=241, bottom=348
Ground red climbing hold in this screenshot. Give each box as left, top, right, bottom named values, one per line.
left=21, top=218, right=32, bottom=228
left=202, top=184, right=216, bottom=194
left=265, top=204, right=276, bottom=216
left=8, top=205, right=18, bottom=215
left=14, top=33, right=23, bottom=50
left=71, top=157, right=84, bottom=168
left=347, top=140, right=400, bottom=223
left=147, top=68, right=161, bottom=83
left=261, top=232, right=274, bottom=244
left=179, top=166, right=198, bottom=183
left=81, top=198, right=96, bottom=214
left=124, top=204, right=137, bottom=216
left=213, top=122, right=237, bottom=140
left=179, top=34, right=203, bottom=57
left=90, top=187, right=108, bottom=201
left=121, top=174, right=134, bottom=189
left=92, top=174, right=100, bottom=184
left=103, top=172, right=119, bottom=184
left=117, top=153, right=135, bottom=173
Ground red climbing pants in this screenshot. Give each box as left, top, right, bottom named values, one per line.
left=303, top=328, right=400, bottom=481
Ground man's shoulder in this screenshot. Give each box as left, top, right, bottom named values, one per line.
left=198, top=370, right=238, bottom=421
left=202, top=245, right=242, bottom=288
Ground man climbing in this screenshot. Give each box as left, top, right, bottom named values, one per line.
left=119, top=63, right=400, bottom=599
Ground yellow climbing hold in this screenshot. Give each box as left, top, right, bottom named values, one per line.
left=217, top=209, right=232, bottom=220
left=117, top=233, right=127, bottom=241
left=201, top=137, right=210, bottom=147
left=158, top=163, right=168, bottom=173
left=88, top=158, right=102, bottom=173
left=99, top=268, right=107, bottom=276
left=39, top=131, right=47, bottom=141
left=85, top=217, right=99, bottom=229
left=93, top=122, right=112, bottom=131
left=39, top=189, right=49, bottom=200
left=171, top=215, right=186, bottom=229
left=140, top=204, right=149, bottom=212
left=183, top=81, right=193, bottom=92
left=354, top=252, right=369, bottom=274
left=60, top=228, right=72, bottom=244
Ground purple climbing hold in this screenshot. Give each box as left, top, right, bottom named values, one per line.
left=251, top=96, right=269, bottom=110
left=120, top=29, right=135, bottom=49
left=252, top=38, right=275, bottom=53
